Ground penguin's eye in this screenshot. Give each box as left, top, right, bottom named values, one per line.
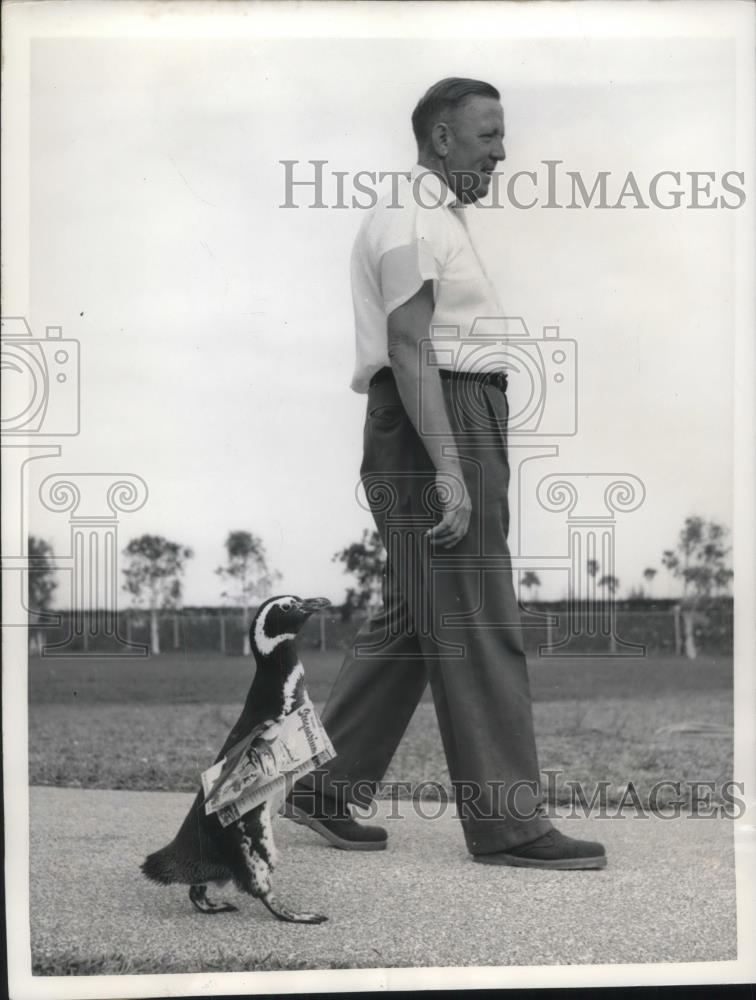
left=280, top=602, right=292, bottom=612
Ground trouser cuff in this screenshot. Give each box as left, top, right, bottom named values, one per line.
left=466, top=816, right=554, bottom=855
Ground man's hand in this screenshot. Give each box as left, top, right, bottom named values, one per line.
left=427, top=470, right=472, bottom=549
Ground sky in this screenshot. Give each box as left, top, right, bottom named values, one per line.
left=12, top=13, right=746, bottom=608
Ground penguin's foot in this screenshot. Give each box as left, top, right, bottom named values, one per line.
left=261, top=893, right=328, bottom=924
left=189, top=883, right=238, bottom=914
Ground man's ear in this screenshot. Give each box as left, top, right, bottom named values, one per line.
left=430, top=121, right=451, bottom=158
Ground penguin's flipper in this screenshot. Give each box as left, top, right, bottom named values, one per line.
left=204, top=720, right=280, bottom=807
left=260, top=893, right=327, bottom=924
left=189, top=883, right=238, bottom=914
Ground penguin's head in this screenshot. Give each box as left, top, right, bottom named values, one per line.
left=250, top=595, right=330, bottom=658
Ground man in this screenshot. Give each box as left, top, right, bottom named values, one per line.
left=286, top=78, right=606, bottom=868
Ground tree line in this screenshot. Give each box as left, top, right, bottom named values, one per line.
left=27, top=514, right=732, bottom=658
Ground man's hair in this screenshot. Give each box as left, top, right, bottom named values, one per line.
left=411, top=77, right=500, bottom=146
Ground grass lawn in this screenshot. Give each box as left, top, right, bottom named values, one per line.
left=28, top=652, right=733, bottom=807
left=28, top=648, right=732, bottom=705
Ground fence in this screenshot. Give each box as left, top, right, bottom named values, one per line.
left=27, top=600, right=733, bottom=656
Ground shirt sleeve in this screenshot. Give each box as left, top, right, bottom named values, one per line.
left=373, top=204, right=451, bottom=316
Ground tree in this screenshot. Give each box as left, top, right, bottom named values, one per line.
left=642, top=567, right=657, bottom=597
left=334, top=529, right=386, bottom=620
left=661, top=516, right=733, bottom=659
left=520, top=570, right=541, bottom=603
left=122, top=535, right=193, bottom=654
left=339, top=587, right=362, bottom=623
left=586, top=559, right=599, bottom=581
left=216, top=531, right=281, bottom=656
left=28, top=535, right=57, bottom=654
left=597, top=574, right=620, bottom=653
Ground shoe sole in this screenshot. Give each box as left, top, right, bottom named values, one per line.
left=473, top=853, right=607, bottom=870
left=280, top=803, right=388, bottom=852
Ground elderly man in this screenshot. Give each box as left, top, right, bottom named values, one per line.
left=287, top=78, right=606, bottom=869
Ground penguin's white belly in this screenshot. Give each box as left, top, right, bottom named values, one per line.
left=282, top=661, right=305, bottom=715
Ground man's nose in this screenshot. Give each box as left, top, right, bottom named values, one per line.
left=492, top=140, right=506, bottom=162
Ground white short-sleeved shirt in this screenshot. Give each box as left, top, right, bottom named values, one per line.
left=350, top=165, right=507, bottom=393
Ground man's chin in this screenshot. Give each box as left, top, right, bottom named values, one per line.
left=463, top=177, right=491, bottom=204
left=450, top=170, right=491, bottom=204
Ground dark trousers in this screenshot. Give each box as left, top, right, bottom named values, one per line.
left=296, top=373, right=552, bottom=853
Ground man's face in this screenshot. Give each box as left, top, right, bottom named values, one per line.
left=444, top=96, right=506, bottom=203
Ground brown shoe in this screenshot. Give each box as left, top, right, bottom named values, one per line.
left=473, top=829, right=607, bottom=870
left=281, top=801, right=388, bottom=851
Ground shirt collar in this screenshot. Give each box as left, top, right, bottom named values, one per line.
left=410, top=165, right=460, bottom=209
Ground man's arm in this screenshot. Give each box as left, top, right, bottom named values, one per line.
left=387, top=280, right=471, bottom=548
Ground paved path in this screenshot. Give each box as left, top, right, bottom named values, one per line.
left=30, top=787, right=737, bottom=972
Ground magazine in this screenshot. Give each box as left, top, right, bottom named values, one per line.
left=200, top=700, right=335, bottom=827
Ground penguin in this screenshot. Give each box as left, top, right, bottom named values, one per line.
left=141, top=595, right=331, bottom=924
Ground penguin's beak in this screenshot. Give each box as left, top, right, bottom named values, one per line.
left=299, top=597, right=331, bottom=615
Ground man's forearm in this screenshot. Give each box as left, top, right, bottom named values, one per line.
left=386, top=280, right=462, bottom=478
left=385, top=281, right=472, bottom=546
left=389, top=339, right=463, bottom=477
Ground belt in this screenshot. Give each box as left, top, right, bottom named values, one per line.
left=369, top=366, right=508, bottom=391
